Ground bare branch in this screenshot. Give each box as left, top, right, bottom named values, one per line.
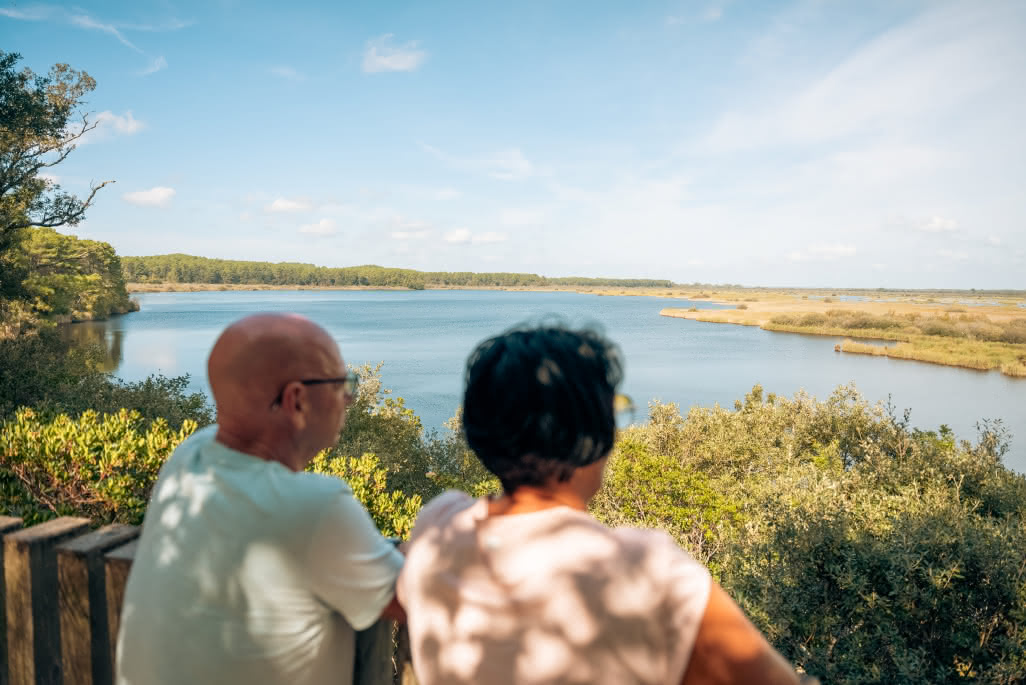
left=8, top=180, right=114, bottom=230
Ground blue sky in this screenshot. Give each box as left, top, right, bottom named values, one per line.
left=3, top=0, right=1024, bottom=288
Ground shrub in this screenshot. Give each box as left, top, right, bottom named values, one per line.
left=308, top=452, right=422, bottom=539
left=0, top=407, right=197, bottom=525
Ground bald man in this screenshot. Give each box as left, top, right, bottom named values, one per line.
left=116, top=314, right=404, bottom=685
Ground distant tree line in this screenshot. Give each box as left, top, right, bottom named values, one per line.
left=121, top=254, right=677, bottom=289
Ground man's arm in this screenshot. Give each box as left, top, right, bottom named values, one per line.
left=680, top=583, right=800, bottom=685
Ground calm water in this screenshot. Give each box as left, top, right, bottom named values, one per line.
left=74, top=290, right=1026, bottom=472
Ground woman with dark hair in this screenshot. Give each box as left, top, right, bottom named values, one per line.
left=397, top=325, right=801, bottom=685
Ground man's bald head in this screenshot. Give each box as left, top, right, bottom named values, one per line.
left=208, top=314, right=348, bottom=467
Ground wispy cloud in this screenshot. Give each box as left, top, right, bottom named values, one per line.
left=434, top=188, right=461, bottom=200
left=500, top=208, right=546, bottom=226
left=937, top=249, right=969, bottom=261
left=123, top=186, right=175, bottom=207
left=270, top=66, right=306, bottom=81
left=443, top=228, right=472, bottom=244
left=69, top=12, right=141, bottom=51
left=299, top=218, right=337, bottom=235
left=392, top=229, right=430, bottom=240
left=421, top=143, right=535, bottom=181
left=362, top=34, right=427, bottom=73
left=266, top=197, right=311, bottom=212
left=0, top=6, right=55, bottom=21
left=917, top=216, right=959, bottom=234
left=787, top=244, right=856, bottom=262
left=140, top=56, right=167, bottom=76
left=443, top=228, right=507, bottom=245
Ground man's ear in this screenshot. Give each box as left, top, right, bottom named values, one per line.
left=280, top=382, right=310, bottom=431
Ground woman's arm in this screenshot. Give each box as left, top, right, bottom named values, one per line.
left=680, top=582, right=800, bottom=685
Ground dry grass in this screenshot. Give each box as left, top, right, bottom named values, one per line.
left=840, top=338, right=1026, bottom=377
left=663, top=302, right=1026, bottom=378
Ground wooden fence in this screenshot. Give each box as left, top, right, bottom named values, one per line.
left=0, top=515, right=415, bottom=685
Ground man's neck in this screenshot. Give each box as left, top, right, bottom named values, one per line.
left=215, top=425, right=301, bottom=471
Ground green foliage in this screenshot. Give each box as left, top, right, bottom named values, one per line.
left=593, top=436, right=738, bottom=571
left=121, top=253, right=675, bottom=289
left=0, top=52, right=108, bottom=295
left=9, top=227, right=137, bottom=320
left=308, top=452, right=422, bottom=539
left=0, top=407, right=196, bottom=525
left=0, top=323, right=211, bottom=427
left=593, top=386, right=1026, bottom=684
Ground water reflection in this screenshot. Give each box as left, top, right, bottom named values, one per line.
left=63, top=322, right=124, bottom=373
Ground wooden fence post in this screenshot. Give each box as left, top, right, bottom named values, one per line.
left=56, top=525, right=139, bottom=685
left=354, top=618, right=395, bottom=685
left=1, top=516, right=25, bottom=685
left=396, top=625, right=418, bottom=685
left=102, top=540, right=137, bottom=679
left=4, top=517, right=91, bottom=685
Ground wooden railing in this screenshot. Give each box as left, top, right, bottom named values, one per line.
left=1, top=515, right=414, bottom=685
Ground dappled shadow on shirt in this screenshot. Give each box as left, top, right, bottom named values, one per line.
left=117, top=445, right=354, bottom=684
left=403, top=501, right=705, bottom=685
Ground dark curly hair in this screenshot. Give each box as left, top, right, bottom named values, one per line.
left=462, top=324, right=624, bottom=494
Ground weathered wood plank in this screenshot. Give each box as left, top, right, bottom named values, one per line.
left=397, top=625, right=418, bottom=685
left=1, top=516, right=25, bottom=685
left=354, top=618, right=395, bottom=685
left=57, top=525, right=139, bottom=685
left=103, top=540, right=137, bottom=679
left=4, top=517, right=91, bottom=685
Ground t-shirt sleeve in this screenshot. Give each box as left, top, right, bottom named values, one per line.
left=657, top=533, right=713, bottom=684
left=396, top=490, right=474, bottom=606
left=305, top=488, right=405, bottom=631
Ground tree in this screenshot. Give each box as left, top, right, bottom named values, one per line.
left=0, top=51, right=112, bottom=296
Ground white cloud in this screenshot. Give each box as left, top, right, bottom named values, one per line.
left=788, top=244, right=857, bottom=262
left=38, top=173, right=59, bottom=185
left=444, top=228, right=472, bottom=244
left=918, top=216, right=959, bottom=233
left=500, top=208, right=545, bottom=226
left=442, top=229, right=507, bottom=245
left=937, top=249, right=969, bottom=260
left=488, top=148, right=533, bottom=180
left=299, top=218, right=337, bottom=235
left=123, top=186, right=175, bottom=207
left=69, top=13, right=141, bottom=51
left=362, top=34, right=427, bottom=73
left=270, top=66, right=305, bottom=81
left=391, top=230, right=430, bottom=240
left=472, top=232, right=507, bottom=244
left=421, top=143, right=535, bottom=181
left=0, top=7, right=54, bottom=20
left=702, top=6, right=723, bottom=22
left=435, top=188, right=461, bottom=200
left=140, top=56, right=167, bottom=75
left=702, top=3, right=1023, bottom=153
left=986, top=236, right=1003, bottom=247
left=266, top=197, right=311, bottom=212
left=95, top=110, right=145, bottom=135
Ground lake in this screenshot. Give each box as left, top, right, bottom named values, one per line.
left=73, top=290, right=1026, bottom=472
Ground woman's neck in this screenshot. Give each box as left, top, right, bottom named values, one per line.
left=487, top=485, right=590, bottom=516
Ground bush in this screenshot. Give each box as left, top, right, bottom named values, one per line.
left=0, top=407, right=197, bottom=525
left=0, top=323, right=212, bottom=428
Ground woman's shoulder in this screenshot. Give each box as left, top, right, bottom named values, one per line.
left=412, top=489, right=479, bottom=533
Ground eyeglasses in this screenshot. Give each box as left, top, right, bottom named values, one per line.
left=614, top=393, right=636, bottom=430
left=270, top=375, right=359, bottom=408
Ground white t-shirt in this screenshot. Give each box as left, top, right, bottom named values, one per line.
left=398, top=490, right=712, bottom=685
left=116, top=425, right=403, bottom=685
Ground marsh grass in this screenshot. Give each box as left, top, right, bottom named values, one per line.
left=840, top=338, right=1026, bottom=376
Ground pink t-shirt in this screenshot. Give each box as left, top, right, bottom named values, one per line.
left=398, top=490, right=712, bottom=685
